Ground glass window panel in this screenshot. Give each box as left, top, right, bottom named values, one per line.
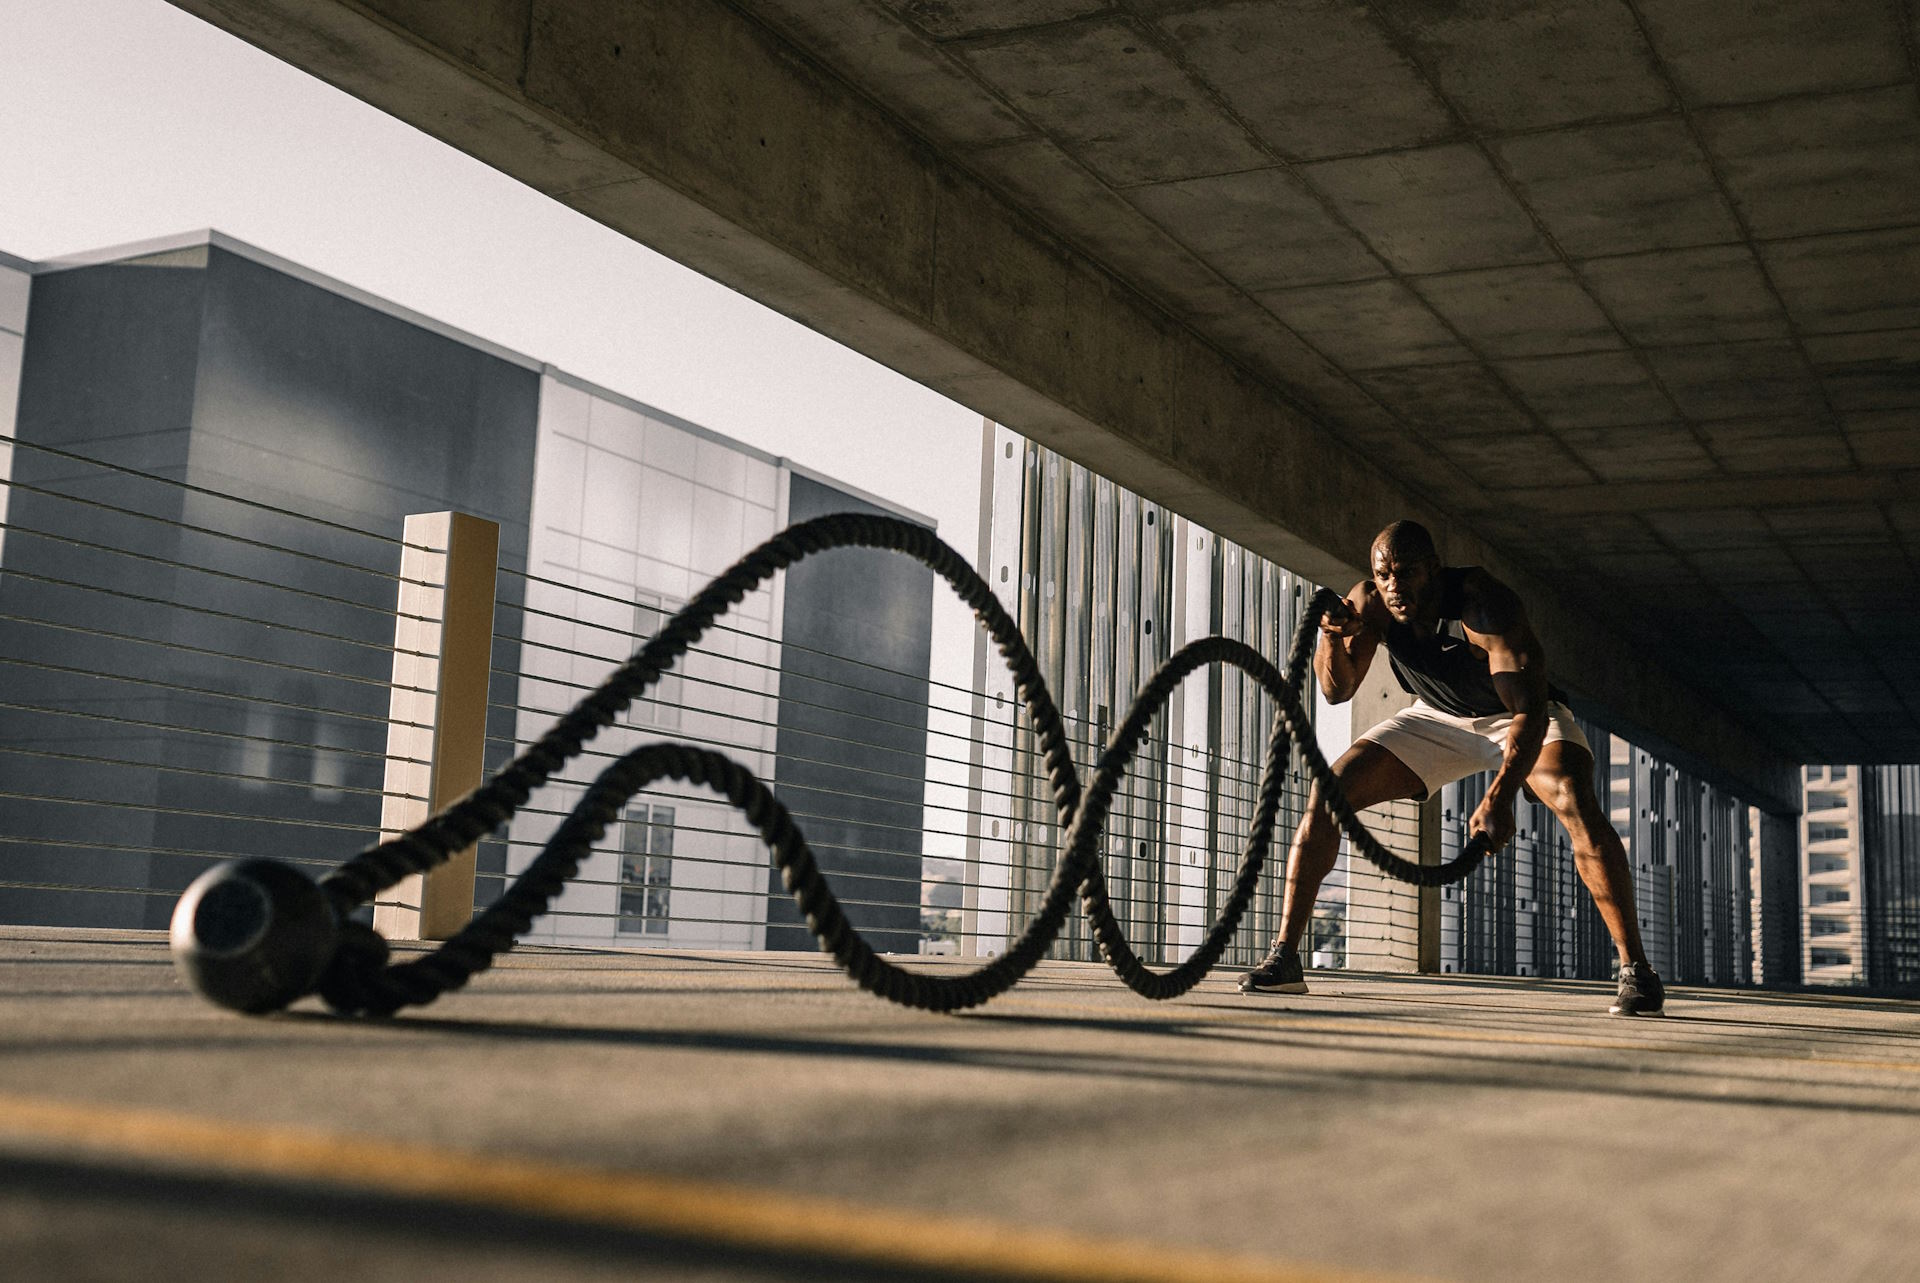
left=617, top=803, right=675, bottom=934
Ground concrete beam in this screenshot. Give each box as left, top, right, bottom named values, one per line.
left=164, top=0, right=1799, bottom=812
left=1491, top=467, right=1920, bottom=515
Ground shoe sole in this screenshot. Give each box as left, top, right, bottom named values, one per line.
left=1239, top=981, right=1309, bottom=995
left=1608, top=1005, right=1665, bottom=1016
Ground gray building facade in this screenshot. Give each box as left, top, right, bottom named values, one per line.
left=1861, top=765, right=1920, bottom=990
left=980, top=423, right=1769, bottom=984
left=764, top=474, right=932, bottom=953
left=0, top=233, right=932, bottom=948
left=0, top=238, right=536, bottom=929
left=967, top=423, right=1325, bottom=966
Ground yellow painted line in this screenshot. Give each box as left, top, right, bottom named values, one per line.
left=987, top=994, right=1920, bottom=1076
left=0, top=1091, right=1412, bottom=1283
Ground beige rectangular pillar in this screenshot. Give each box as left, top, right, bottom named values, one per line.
left=1417, top=794, right=1441, bottom=973
left=375, top=511, right=500, bottom=941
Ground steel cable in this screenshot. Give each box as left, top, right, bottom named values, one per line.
left=178, top=512, right=1490, bottom=1016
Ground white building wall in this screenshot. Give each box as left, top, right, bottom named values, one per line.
left=961, top=421, right=1024, bottom=957
left=1165, top=518, right=1217, bottom=956
left=964, top=424, right=1320, bottom=967
left=509, top=371, right=783, bottom=950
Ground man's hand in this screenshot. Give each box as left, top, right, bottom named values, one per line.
left=1314, top=581, right=1380, bottom=704
left=1320, top=597, right=1365, bottom=639
left=1469, top=791, right=1517, bottom=852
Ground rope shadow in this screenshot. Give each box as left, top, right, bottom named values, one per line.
left=968, top=1009, right=1920, bottom=1117
left=1208, top=989, right=1920, bottom=1046
left=264, top=1007, right=1920, bottom=1120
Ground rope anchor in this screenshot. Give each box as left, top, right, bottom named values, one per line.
left=169, top=513, right=1493, bottom=1017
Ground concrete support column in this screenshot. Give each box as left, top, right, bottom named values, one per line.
left=1417, top=794, right=1442, bottom=974
left=375, top=511, right=500, bottom=942
left=1752, top=808, right=1803, bottom=988
left=1335, top=662, right=1429, bottom=973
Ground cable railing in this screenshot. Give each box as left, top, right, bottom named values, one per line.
left=0, top=570, right=1368, bottom=851
left=483, top=671, right=1365, bottom=824
left=0, top=430, right=1398, bottom=967
left=0, top=695, right=429, bottom=768
left=2, top=427, right=1837, bottom=988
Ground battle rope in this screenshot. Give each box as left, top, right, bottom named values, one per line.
left=169, top=512, right=1492, bottom=1017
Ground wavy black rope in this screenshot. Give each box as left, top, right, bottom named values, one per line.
left=310, top=512, right=1491, bottom=1016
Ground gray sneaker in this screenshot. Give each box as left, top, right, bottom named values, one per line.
left=1239, top=944, right=1308, bottom=995
left=1610, top=961, right=1666, bottom=1016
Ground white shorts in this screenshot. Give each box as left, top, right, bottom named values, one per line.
left=1355, top=700, right=1590, bottom=801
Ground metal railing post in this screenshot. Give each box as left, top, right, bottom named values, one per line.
left=374, top=511, right=500, bottom=942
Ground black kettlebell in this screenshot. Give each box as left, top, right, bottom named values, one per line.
left=170, top=858, right=341, bottom=1013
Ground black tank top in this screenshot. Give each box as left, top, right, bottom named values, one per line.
left=1383, top=567, right=1562, bottom=717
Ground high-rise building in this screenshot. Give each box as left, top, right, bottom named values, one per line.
left=0, top=231, right=933, bottom=951
left=1801, top=765, right=1865, bottom=983
left=1799, top=763, right=1920, bottom=991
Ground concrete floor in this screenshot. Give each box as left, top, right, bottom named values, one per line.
left=3, top=927, right=1918, bottom=1282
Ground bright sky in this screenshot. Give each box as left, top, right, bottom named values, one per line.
left=0, top=1, right=983, bottom=537
left=0, top=0, right=991, bottom=860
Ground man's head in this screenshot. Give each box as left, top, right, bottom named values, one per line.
left=1370, top=521, right=1440, bottom=624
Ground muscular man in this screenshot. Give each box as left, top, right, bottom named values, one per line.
left=1239, top=520, right=1665, bottom=1016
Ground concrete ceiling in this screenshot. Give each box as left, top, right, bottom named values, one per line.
left=162, top=0, right=1918, bottom=793
left=732, top=0, right=1920, bottom=765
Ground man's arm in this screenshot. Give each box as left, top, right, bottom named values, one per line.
left=1461, top=570, right=1549, bottom=849
left=1315, top=581, right=1385, bottom=704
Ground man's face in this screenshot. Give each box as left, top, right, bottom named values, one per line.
left=1372, top=543, right=1438, bottom=624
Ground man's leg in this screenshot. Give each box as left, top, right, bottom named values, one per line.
left=1524, top=740, right=1648, bottom=968
left=1241, top=740, right=1424, bottom=993
left=1526, top=739, right=1665, bottom=1015
left=1281, top=740, right=1426, bottom=949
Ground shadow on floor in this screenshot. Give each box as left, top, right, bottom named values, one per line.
left=0, top=1151, right=977, bottom=1283
left=214, top=1005, right=1920, bottom=1119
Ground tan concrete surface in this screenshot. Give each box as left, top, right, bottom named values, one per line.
left=4, top=927, right=1919, bottom=1281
